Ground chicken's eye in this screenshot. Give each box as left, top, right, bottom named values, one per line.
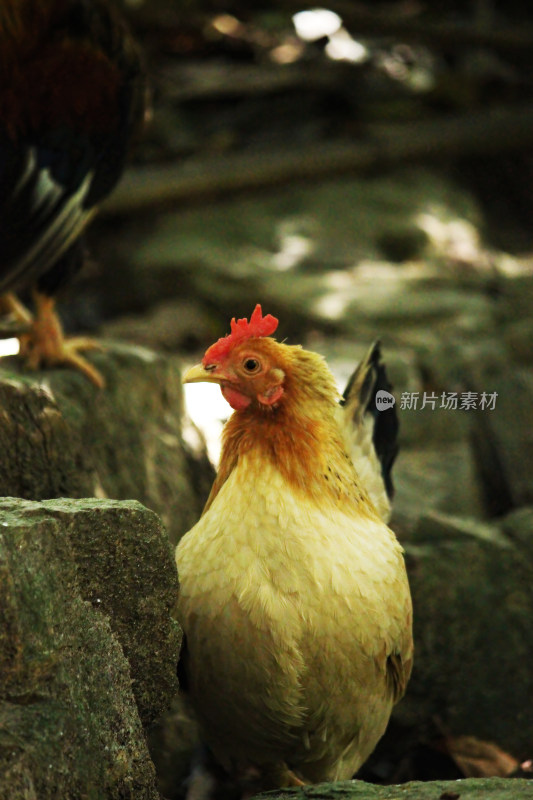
left=243, top=357, right=261, bottom=373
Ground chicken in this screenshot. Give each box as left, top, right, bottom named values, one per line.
left=0, top=0, right=145, bottom=386
left=176, top=305, right=413, bottom=798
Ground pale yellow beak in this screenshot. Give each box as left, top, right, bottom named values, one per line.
left=183, top=363, right=221, bottom=384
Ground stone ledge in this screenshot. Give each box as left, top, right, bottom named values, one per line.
left=0, top=496, right=180, bottom=799
left=260, top=778, right=533, bottom=800
left=0, top=342, right=214, bottom=547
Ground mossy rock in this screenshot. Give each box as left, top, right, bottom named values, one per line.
left=260, top=777, right=533, bottom=800
left=0, top=342, right=214, bottom=547
left=0, top=497, right=181, bottom=799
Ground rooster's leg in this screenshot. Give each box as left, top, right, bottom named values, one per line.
left=0, top=292, right=33, bottom=335
left=19, top=290, right=105, bottom=388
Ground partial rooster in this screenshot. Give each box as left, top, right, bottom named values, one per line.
left=176, top=305, right=413, bottom=798
left=0, top=0, right=145, bottom=386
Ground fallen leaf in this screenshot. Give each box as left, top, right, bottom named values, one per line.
left=441, top=735, right=519, bottom=778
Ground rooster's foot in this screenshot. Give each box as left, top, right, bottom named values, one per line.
left=18, top=291, right=105, bottom=388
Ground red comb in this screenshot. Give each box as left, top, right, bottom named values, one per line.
left=203, top=304, right=279, bottom=364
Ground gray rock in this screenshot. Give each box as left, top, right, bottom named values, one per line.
left=102, top=299, right=217, bottom=354
left=469, top=367, right=533, bottom=515
left=392, top=444, right=485, bottom=534
left=496, top=273, right=533, bottom=324
left=499, top=506, right=533, bottom=549
left=504, top=318, right=533, bottom=365
left=148, top=696, right=200, bottom=800
left=0, top=342, right=214, bottom=547
left=400, top=510, right=533, bottom=758
left=91, top=168, right=486, bottom=333
left=0, top=497, right=180, bottom=799
left=260, top=777, right=533, bottom=800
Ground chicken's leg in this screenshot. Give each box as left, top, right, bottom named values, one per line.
left=185, top=753, right=306, bottom=800
left=0, top=292, right=33, bottom=335
left=18, top=290, right=105, bottom=388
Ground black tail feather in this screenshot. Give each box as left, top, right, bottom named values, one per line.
left=342, top=342, right=399, bottom=500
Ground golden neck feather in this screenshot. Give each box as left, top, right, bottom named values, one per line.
left=217, top=349, right=376, bottom=515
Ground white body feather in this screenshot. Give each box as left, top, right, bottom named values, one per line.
left=339, top=406, right=392, bottom=523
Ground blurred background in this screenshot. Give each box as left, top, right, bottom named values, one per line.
left=13, top=0, right=533, bottom=793
left=82, top=0, right=533, bottom=467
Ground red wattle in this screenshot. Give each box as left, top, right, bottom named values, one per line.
left=221, top=384, right=252, bottom=410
